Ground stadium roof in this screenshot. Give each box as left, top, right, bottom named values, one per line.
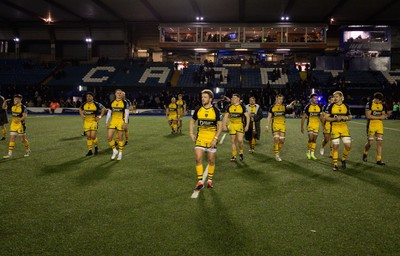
left=0, top=0, right=399, bottom=26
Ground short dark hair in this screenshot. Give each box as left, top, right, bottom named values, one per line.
left=232, top=93, right=240, bottom=98
left=85, top=91, right=95, bottom=97
left=373, top=92, right=384, bottom=101
left=14, top=94, right=23, bottom=99
left=309, top=93, right=318, bottom=99
left=328, top=95, right=333, bottom=100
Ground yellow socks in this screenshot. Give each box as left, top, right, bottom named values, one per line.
left=207, top=165, right=215, bottom=180
left=87, top=139, right=93, bottom=151
left=342, top=148, right=350, bottom=161
left=196, top=164, right=203, bottom=180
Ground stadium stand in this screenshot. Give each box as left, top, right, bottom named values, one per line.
left=0, top=59, right=55, bottom=85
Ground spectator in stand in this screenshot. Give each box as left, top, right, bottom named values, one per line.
left=50, top=99, right=60, bottom=114
left=392, top=101, right=399, bottom=120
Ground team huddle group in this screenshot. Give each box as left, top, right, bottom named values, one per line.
left=1, top=89, right=388, bottom=191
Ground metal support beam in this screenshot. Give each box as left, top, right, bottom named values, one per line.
left=238, top=0, right=246, bottom=22
left=366, top=0, right=397, bottom=21
left=324, top=0, right=347, bottom=21
left=91, top=0, right=124, bottom=21
left=283, top=0, right=296, bottom=15
left=42, top=0, right=85, bottom=20
left=139, top=0, right=163, bottom=22
left=189, top=0, right=201, bottom=16
left=0, top=0, right=42, bottom=20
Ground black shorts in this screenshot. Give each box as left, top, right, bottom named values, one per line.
left=0, top=111, right=8, bottom=126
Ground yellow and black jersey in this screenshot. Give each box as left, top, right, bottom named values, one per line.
left=168, top=103, right=178, bottom=115
left=192, top=106, right=222, bottom=133
left=109, top=99, right=128, bottom=122
left=246, top=104, right=258, bottom=117
left=125, top=99, right=132, bottom=107
left=322, top=104, right=331, bottom=119
left=176, top=99, right=186, bottom=110
left=326, top=103, right=351, bottom=126
left=80, top=101, right=104, bottom=122
left=227, top=103, right=247, bottom=124
left=269, top=104, right=287, bottom=125
left=176, top=99, right=186, bottom=116
left=366, top=100, right=386, bottom=125
left=322, top=104, right=330, bottom=113
left=11, top=104, right=27, bottom=123
left=303, top=103, right=322, bottom=125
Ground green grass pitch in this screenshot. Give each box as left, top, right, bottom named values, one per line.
left=1, top=116, right=399, bottom=255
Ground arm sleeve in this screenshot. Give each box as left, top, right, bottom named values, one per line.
left=106, top=109, right=112, bottom=124
left=345, top=104, right=352, bottom=115
left=192, top=108, right=199, bottom=120
left=213, top=106, right=222, bottom=121
left=365, top=102, right=371, bottom=111
left=124, top=109, right=129, bottom=123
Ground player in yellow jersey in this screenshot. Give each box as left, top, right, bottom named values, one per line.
left=106, top=89, right=129, bottom=160
left=118, top=91, right=132, bottom=145
left=0, top=94, right=8, bottom=140
left=166, top=97, right=178, bottom=134
left=245, top=96, right=263, bottom=153
left=79, top=92, right=107, bottom=156
left=190, top=89, right=222, bottom=190
left=324, top=91, right=352, bottom=171
left=320, top=95, right=334, bottom=156
left=265, top=94, right=295, bottom=161
left=301, top=93, right=322, bottom=160
left=2, top=94, right=31, bottom=158
left=176, top=94, right=186, bottom=134
left=363, top=92, right=387, bottom=165
left=223, top=94, right=250, bottom=161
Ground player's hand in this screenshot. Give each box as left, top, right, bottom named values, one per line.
left=210, top=139, right=217, bottom=148
left=265, top=126, right=269, bottom=133
left=301, top=127, right=304, bottom=134
left=105, top=123, right=109, bottom=128
left=190, top=133, right=196, bottom=142
left=223, top=125, right=228, bottom=132
left=122, top=123, right=128, bottom=129
left=245, top=126, right=249, bottom=132
left=15, top=119, right=21, bottom=124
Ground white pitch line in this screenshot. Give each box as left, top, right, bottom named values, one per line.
left=190, top=165, right=209, bottom=199
left=219, top=133, right=227, bottom=144
left=351, top=121, right=400, bottom=132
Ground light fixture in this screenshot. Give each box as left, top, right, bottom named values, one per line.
left=196, top=16, right=204, bottom=21
left=285, top=16, right=289, bottom=21
left=276, top=48, right=290, bottom=52
left=42, top=12, right=54, bottom=24
left=85, top=38, right=92, bottom=43
left=13, top=38, right=20, bottom=42
left=194, top=48, right=207, bottom=52
left=234, top=48, right=248, bottom=51
left=137, top=49, right=147, bottom=53
left=281, top=16, right=289, bottom=21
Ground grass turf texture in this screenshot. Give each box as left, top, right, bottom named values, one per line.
left=1, top=116, right=399, bottom=255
